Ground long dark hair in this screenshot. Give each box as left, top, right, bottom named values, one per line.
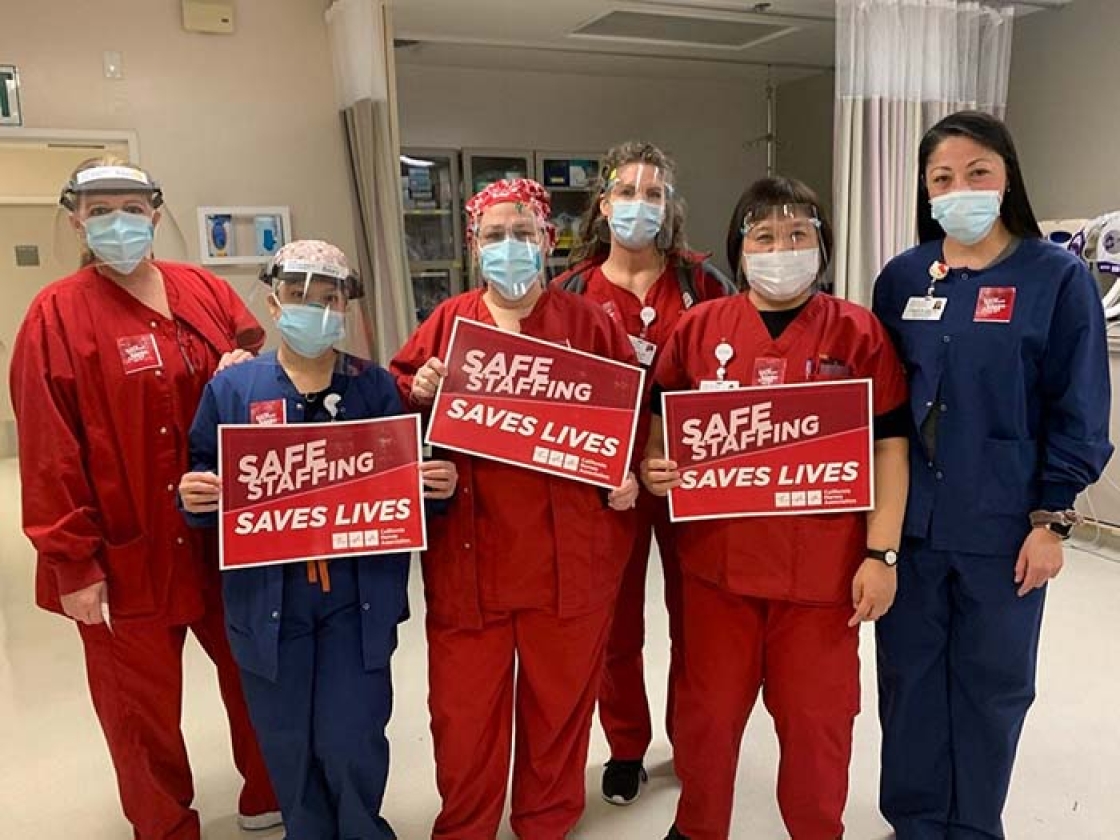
left=917, top=110, right=1042, bottom=243
left=725, top=176, right=833, bottom=279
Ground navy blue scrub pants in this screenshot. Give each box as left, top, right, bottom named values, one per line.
left=876, top=541, right=1045, bottom=840
left=238, top=559, right=396, bottom=840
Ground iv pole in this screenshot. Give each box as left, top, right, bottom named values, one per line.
left=744, top=65, right=779, bottom=176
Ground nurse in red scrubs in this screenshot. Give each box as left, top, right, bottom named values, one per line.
left=9, top=156, right=277, bottom=839
left=391, top=178, right=641, bottom=840
left=643, top=176, right=911, bottom=840
left=554, top=142, right=735, bottom=805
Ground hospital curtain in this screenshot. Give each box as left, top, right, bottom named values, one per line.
left=832, top=0, right=1014, bottom=305
left=325, top=0, right=415, bottom=363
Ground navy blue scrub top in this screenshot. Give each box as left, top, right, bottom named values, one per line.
left=873, top=237, right=1113, bottom=557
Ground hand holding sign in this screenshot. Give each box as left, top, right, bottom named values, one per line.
left=180, top=471, right=222, bottom=513
left=640, top=457, right=680, bottom=497
left=411, top=357, right=448, bottom=407
left=420, top=459, right=458, bottom=499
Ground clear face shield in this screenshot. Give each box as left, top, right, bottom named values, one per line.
left=262, top=259, right=363, bottom=359
left=58, top=165, right=189, bottom=274
left=602, top=163, right=674, bottom=250
left=739, top=203, right=826, bottom=303
left=472, top=203, right=549, bottom=301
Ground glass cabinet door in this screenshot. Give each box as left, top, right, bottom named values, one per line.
left=401, top=148, right=464, bottom=320
left=463, top=149, right=533, bottom=196
left=536, top=152, right=601, bottom=268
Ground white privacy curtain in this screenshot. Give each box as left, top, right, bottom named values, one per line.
left=326, top=0, right=415, bottom=363
left=832, top=0, right=1014, bottom=305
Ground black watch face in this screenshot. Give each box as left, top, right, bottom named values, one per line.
left=1050, top=521, right=1073, bottom=538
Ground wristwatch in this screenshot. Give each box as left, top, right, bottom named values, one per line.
left=867, top=548, right=899, bottom=567
left=1029, top=509, right=1081, bottom=540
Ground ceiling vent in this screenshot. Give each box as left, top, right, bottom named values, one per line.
left=571, top=7, right=798, bottom=51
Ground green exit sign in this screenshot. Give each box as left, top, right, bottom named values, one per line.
left=1, top=65, right=22, bottom=126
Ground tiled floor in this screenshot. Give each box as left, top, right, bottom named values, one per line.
left=1, top=456, right=1118, bottom=838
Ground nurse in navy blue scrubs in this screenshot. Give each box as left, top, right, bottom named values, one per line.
left=872, top=110, right=1113, bottom=840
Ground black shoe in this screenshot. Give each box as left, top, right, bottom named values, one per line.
left=663, top=826, right=690, bottom=840
left=601, top=758, right=648, bottom=805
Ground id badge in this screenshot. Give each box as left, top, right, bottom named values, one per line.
left=902, top=296, right=948, bottom=321
left=699, top=379, right=741, bottom=391
left=974, top=287, right=1016, bottom=323
left=249, top=399, right=287, bottom=425
left=753, top=357, right=787, bottom=386
left=117, top=333, right=163, bottom=375
left=628, top=334, right=658, bottom=367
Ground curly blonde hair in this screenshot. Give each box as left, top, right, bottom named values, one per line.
left=568, top=141, right=690, bottom=267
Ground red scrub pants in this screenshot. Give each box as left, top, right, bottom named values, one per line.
left=598, top=491, right=683, bottom=761
left=78, top=591, right=276, bottom=840
left=426, top=604, right=613, bottom=840
left=673, top=573, right=859, bottom=840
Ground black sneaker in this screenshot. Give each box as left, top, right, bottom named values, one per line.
left=663, top=826, right=690, bottom=840
left=601, top=758, right=648, bottom=805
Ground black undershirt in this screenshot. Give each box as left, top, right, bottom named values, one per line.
left=303, top=388, right=335, bottom=423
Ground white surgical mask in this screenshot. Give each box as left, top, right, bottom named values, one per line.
left=742, top=248, right=820, bottom=302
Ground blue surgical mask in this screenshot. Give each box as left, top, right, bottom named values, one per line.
left=84, top=211, right=154, bottom=274
left=277, top=304, right=345, bottom=358
left=479, top=239, right=543, bottom=300
left=930, top=190, right=1002, bottom=245
left=609, top=200, right=664, bottom=249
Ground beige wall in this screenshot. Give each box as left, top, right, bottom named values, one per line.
left=0, top=0, right=357, bottom=438
left=396, top=63, right=773, bottom=274
left=776, top=71, right=835, bottom=217
left=2, top=0, right=356, bottom=283
left=1007, top=0, right=1118, bottom=220
left=1006, top=0, right=1120, bottom=523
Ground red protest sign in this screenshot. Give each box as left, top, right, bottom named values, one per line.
left=426, top=317, right=645, bottom=489
left=218, top=416, right=426, bottom=570
left=663, top=380, right=874, bottom=522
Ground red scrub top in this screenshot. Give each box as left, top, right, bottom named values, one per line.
left=555, top=251, right=731, bottom=458
left=571, top=253, right=731, bottom=369
left=654, top=292, right=908, bottom=605
left=391, top=287, right=640, bottom=629
left=10, top=261, right=264, bottom=622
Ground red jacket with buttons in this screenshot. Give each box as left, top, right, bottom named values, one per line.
left=390, top=287, right=641, bottom=630
left=10, top=262, right=264, bottom=621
